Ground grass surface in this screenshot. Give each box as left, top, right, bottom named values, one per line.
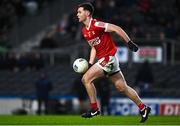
left=0, top=115, right=179, bottom=125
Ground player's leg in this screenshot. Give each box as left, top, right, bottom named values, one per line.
left=37, top=99, right=42, bottom=115
left=109, top=71, right=142, bottom=106
left=109, top=71, right=151, bottom=122
left=81, top=64, right=104, bottom=118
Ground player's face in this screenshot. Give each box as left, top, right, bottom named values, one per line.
left=77, top=7, right=88, bottom=22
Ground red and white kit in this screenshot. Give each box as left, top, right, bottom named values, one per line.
left=82, top=18, right=120, bottom=74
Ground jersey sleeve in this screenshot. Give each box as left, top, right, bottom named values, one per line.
left=94, top=21, right=109, bottom=32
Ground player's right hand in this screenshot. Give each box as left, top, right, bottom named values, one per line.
left=127, top=40, right=139, bottom=52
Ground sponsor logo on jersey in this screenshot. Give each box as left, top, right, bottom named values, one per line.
left=88, top=37, right=101, bottom=46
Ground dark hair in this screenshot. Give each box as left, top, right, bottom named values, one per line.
left=78, top=2, right=94, bottom=16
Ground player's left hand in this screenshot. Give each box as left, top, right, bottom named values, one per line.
left=127, top=40, right=139, bottom=52
left=88, top=63, right=93, bottom=68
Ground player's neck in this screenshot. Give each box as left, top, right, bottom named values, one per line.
left=84, top=16, right=92, bottom=28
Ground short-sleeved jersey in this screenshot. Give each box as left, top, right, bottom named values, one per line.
left=82, top=18, right=117, bottom=59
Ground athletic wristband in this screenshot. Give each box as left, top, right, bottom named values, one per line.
left=128, top=40, right=139, bottom=52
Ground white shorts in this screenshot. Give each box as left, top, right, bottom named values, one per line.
left=96, top=55, right=120, bottom=75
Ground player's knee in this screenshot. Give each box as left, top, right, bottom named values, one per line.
left=81, top=75, right=90, bottom=84
left=117, top=86, right=126, bottom=93
left=115, top=82, right=127, bottom=93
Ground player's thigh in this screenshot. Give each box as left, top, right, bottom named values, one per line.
left=82, top=64, right=104, bottom=83
left=109, top=71, right=127, bottom=89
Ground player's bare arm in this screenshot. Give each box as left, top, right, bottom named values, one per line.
left=89, top=46, right=96, bottom=65
left=106, top=23, right=139, bottom=52
left=94, top=21, right=138, bottom=52
left=106, top=23, right=130, bottom=43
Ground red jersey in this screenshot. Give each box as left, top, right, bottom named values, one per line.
left=82, top=18, right=117, bottom=59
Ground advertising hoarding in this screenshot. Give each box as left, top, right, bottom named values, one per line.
left=109, top=98, right=180, bottom=116
left=132, top=47, right=162, bottom=63
left=116, top=47, right=128, bottom=63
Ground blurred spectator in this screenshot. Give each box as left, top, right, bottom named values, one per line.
left=145, top=32, right=151, bottom=41
left=131, top=26, right=144, bottom=39
left=93, top=0, right=104, bottom=19
left=12, top=0, right=25, bottom=19
left=135, top=60, right=154, bottom=96
left=0, top=54, right=5, bottom=70
left=23, top=0, right=38, bottom=15
left=137, top=0, right=152, bottom=13
left=56, top=14, right=69, bottom=35
left=0, top=33, right=11, bottom=49
left=164, top=22, right=177, bottom=39
left=159, top=31, right=165, bottom=41
left=95, top=77, right=111, bottom=115
left=35, top=72, right=53, bottom=115
left=67, top=11, right=79, bottom=38
left=42, top=9, right=79, bottom=47
left=30, top=52, right=44, bottom=70
left=6, top=52, right=18, bottom=71
left=17, top=52, right=30, bottom=70
left=39, top=36, right=57, bottom=49
left=72, top=75, right=87, bottom=113
left=104, top=0, right=119, bottom=23
left=0, top=52, right=44, bottom=71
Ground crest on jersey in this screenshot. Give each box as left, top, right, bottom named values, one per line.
left=95, top=22, right=106, bottom=28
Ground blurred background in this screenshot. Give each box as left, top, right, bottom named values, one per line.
left=0, top=0, right=180, bottom=116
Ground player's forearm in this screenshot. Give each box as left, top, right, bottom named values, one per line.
left=117, top=27, right=131, bottom=43
left=114, top=26, right=131, bottom=43
left=107, top=24, right=131, bottom=43
left=89, top=47, right=96, bottom=64
left=107, top=23, right=138, bottom=52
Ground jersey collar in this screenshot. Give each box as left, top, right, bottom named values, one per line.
left=86, top=18, right=93, bottom=30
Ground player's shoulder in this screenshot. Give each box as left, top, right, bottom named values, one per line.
left=93, top=18, right=99, bottom=22
left=93, top=19, right=107, bottom=29
left=92, top=18, right=101, bottom=24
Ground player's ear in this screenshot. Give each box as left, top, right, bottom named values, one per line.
left=85, top=10, right=90, bottom=16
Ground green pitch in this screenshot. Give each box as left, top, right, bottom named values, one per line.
left=0, top=115, right=179, bottom=125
